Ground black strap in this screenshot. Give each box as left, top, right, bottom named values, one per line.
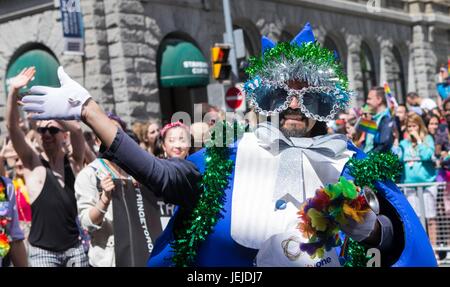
left=40, top=155, right=75, bottom=193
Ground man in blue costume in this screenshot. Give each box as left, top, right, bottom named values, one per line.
left=21, top=23, right=436, bottom=267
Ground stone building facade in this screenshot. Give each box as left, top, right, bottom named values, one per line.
left=0, top=0, right=449, bottom=129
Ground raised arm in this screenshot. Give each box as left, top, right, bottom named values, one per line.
left=6, top=67, right=40, bottom=169
left=99, top=127, right=201, bottom=209
left=21, top=66, right=202, bottom=208
left=80, top=100, right=201, bottom=208
left=22, top=66, right=118, bottom=149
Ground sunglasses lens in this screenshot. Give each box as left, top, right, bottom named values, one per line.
left=49, top=127, right=60, bottom=134
left=37, top=127, right=61, bottom=135
left=253, top=85, right=290, bottom=113
left=301, top=91, right=335, bottom=119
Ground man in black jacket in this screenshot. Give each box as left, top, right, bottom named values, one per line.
left=364, top=86, right=394, bottom=153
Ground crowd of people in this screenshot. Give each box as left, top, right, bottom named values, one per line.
left=329, top=82, right=450, bottom=261
left=0, top=59, right=448, bottom=266
left=0, top=67, right=232, bottom=266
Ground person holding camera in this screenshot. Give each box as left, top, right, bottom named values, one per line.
left=399, top=113, right=438, bottom=250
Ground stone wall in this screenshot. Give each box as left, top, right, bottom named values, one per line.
left=103, top=0, right=161, bottom=123
left=0, top=8, right=83, bottom=133
left=0, top=0, right=449, bottom=128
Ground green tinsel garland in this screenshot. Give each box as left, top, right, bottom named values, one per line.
left=347, top=152, right=402, bottom=190
left=344, top=239, right=372, bottom=267
left=245, top=42, right=349, bottom=90
left=343, top=152, right=402, bottom=267
left=170, top=125, right=401, bottom=267
left=170, top=122, right=244, bottom=267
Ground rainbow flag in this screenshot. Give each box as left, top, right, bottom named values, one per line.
left=384, top=82, right=398, bottom=116
left=357, top=118, right=378, bottom=134
left=448, top=59, right=450, bottom=74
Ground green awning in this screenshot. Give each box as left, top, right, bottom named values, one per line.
left=5, top=49, right=60, bottom=94
left=160, top=41, right=209, bottom=88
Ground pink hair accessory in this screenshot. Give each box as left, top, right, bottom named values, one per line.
left=160, top=121, right=189, bottom=138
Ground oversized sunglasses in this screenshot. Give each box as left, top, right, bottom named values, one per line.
left=246, top=79, right=343, bottom=121
left=37, top=126, right=62, bottom=135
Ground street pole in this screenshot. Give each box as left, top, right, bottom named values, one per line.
left=222, top=0, right=238, bottom=79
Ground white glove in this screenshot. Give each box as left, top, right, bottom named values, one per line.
left=340, top=209, right=378, bottom=242
left=22, top=66, right=91, bottom=120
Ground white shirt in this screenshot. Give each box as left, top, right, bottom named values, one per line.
left=75, top=159, right=115, bottom=267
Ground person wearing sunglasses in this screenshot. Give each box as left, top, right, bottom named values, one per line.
left=6, top=67, right=89, bottom=267
left=20, top=23, right=436, bottom=267
left=36, top=126, right=62, bottom=135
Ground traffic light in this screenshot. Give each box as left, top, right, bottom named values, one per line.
left=211, top=43, right=231, bottom=80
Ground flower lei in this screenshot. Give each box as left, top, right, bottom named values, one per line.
left=0, top=178, right=11, bottom=258
left=170, top=121, right=245, bottom=267
left=297, top=152, right=402, bottom=266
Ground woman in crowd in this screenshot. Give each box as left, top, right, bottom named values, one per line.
left=426, top=113, right=449, bottom=182
left=148, top=122, right=191, bottom=232
left=140, top=119, right=161, bottom=156
left=399, top=113, right=438, bottom=249
left=74, top=113, right=134, bottom=267
left=160, top=122, right=190, bottom=160
left=395, top=105, right=408, bottom=140
left=10, top=155, right=31, bottom=242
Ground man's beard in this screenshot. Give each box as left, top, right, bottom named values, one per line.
left=279, top=108, right=310, bottom=138
left=280, top=125, right=309, bottom=137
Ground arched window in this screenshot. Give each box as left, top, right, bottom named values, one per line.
left=389, top=47, right=406, bottom=104
left=360, top=42, right=377, bottom=98
left=324, top=36, right=340, bottom=62
left=5, top=47, right=59, bottom=94
left=323, top=36, right=345, bottom=72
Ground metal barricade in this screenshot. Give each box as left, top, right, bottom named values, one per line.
left=397, top=182, right=450, bottom=266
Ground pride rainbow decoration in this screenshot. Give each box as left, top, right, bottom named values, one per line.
left=384, top=82, right=398, bottom=115
left=384, top=83, right=391, bottom=96
left=0, top=179, right=10, bottom=258
left=297, top=177, right=371, bottom=259
left=0, top=233, right=10, bottom=257
left=357, top=118, right=378, bottom=134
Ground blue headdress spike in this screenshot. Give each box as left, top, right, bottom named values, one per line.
left=261, top=35, right=276, bottom=55
left=290, top=22, right=315, bottom=46
left=333, top=50, right=340, bottom=61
